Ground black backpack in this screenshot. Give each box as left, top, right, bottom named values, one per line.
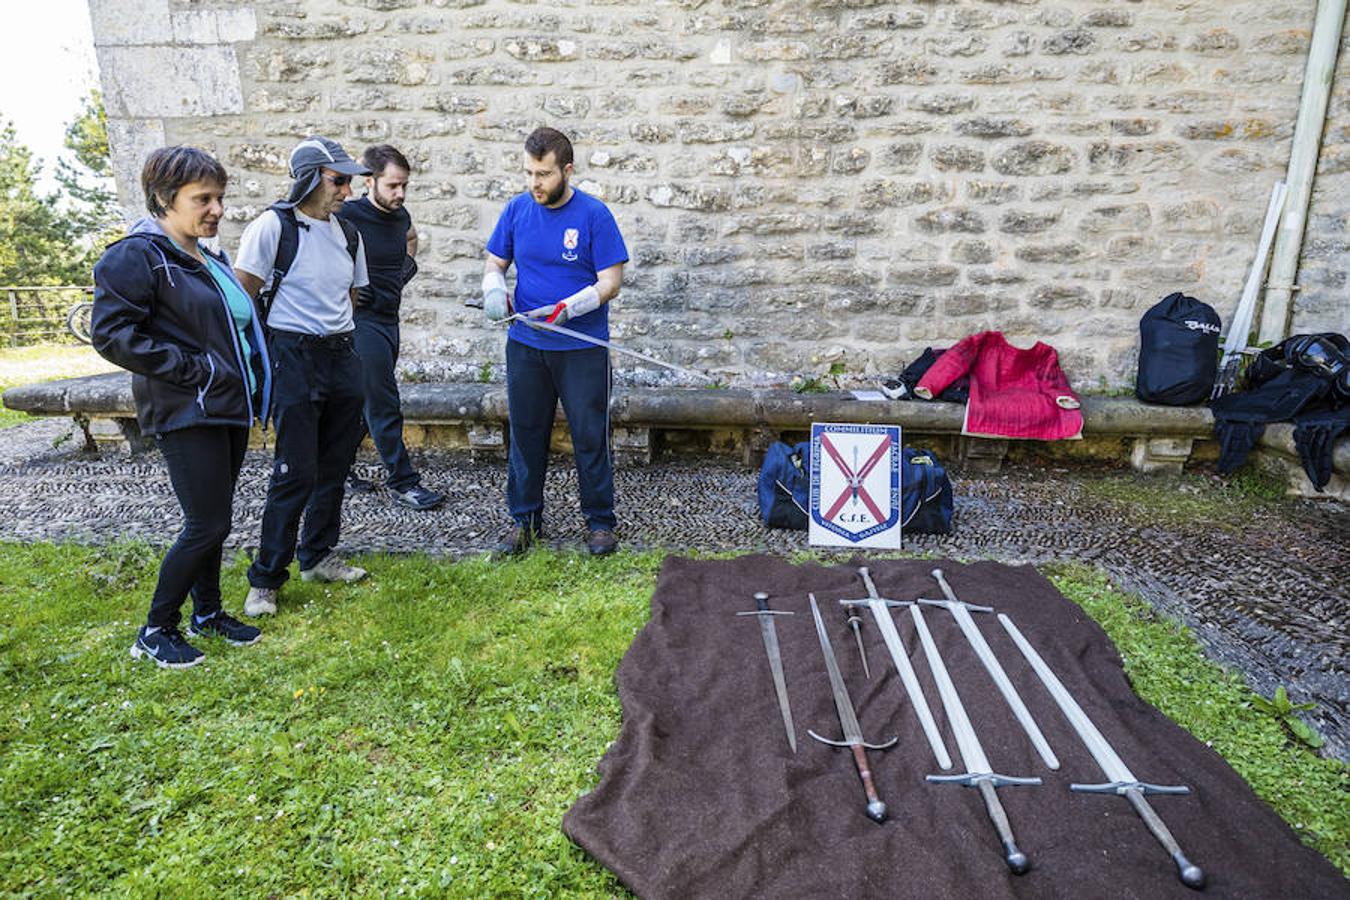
left=1136, top=292, right=1221, bottom=405
left=257, top=203, right=362, bottom=322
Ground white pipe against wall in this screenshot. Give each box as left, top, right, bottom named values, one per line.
left=1257, top=0, right=1348, bottom=345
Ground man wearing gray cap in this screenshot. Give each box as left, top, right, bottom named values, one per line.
left=232, top=136, right=372, bottom=617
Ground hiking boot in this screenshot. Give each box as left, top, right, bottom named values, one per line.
left=586, top=530, right=619, bottom=556
left=346, top=472, right=376, bottom=494
left=130, top=626, right=204, bottom=669
left=491, top=526, right=535, bottom=558
left=243, top=586, right=278, bottom=617
left=187, top=611, right=262, bottom=646
left=300, top=553, right=368, bottom=584
left=388, top=484, right=446, bottom=511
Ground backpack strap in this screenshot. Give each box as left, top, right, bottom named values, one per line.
left=258, top=204, right=300, bottom=323
left=257, top=205, right=363, bottom=322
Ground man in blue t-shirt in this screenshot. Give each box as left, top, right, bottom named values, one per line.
left=482, top=127, right=629, bottom=557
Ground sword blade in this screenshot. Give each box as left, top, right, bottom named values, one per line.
left=869, top=601, right=953, bottom=769
left=909, top=604, right=992, bottom=773
left=506, top=314, right=714, bottom=382
left=809, top=594, right=864, bottom=743
left=997, top=614, right=1135, bottom=783
left=757, top=614, right=797, bottom=753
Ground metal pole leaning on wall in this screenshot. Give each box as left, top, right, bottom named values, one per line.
left=1257, top=0, right=1348, bottom=345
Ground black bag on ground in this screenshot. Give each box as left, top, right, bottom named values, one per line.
left=1136, top=292, right=1221, bottom=405
left=902, top=448, right=954, bottom=534
left=756, top=440, right=810, bottom=530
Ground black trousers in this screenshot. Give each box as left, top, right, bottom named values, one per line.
left=354, top=314, right=419, bottom=492
left=505, top=339, right=615, bottom=533
left=248, top=330, right=365, bottom=589
left=149, top=425, right=249, bottom=629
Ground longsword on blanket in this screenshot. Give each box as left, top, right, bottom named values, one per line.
left=911, top=604, right=1040, bottom=874
left=734, top=592, right=797, bottom=753
left=998, top=614, right=1207, bottom=889
left=919, top=568, right=1060, bottom=770
left=807, top=593, right=897, bottom=823
left=839, top=567, right=952, bottom=770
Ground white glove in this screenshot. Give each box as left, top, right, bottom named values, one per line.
left=526, top=284, right=601, bottom=327
left=481, top=269, right=511, bottom=321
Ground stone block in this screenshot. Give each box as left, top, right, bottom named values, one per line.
left=959, top=437, right=1008, bottom=474
left=1131, top=437, right=1194, bottom=475
left=106, top=117, right=166, bottom=215
left=99, top=45, right=244, bottom=117
left=467, top=423, right=506, bottom=461
left=89, top=0, right=172, bottom=46
left=613, top=427, right=653, bottom=466
left=991, top=140, right=1076, bottom=176
left=1080, top=202, right=1152, bottom=233
left=931, top=144, right=986, bottom=172
left=1042, top=28, right=1097, bottom=55
left=914, top=207, right=986, bottom=234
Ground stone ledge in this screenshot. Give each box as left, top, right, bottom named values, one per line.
left=4, top=372, right=1344, bottom=491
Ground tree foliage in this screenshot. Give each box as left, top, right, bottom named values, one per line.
left=0, top=90, right=121, bottom=287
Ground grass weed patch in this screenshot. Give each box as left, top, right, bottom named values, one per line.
left=1076, top=468, right=1291, bottom=531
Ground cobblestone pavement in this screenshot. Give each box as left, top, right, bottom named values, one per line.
left=1, top=419, right=1346, bottom=760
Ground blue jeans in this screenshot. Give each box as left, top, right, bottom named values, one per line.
left=354, top=314, right=419, bottom=492
left=248, top=330, right=365, bottom=589
left=505, top=339, right=615, bottom=534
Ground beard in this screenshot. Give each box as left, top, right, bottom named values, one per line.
left=372, top=184, right=403, bottom=211
left=538, top=176, right=568, bottom=206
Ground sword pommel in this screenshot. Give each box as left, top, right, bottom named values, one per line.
left=1176, top=854, right=1206, bottom=890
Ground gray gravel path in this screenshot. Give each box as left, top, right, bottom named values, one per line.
left=0, top=419, right=1345, bottom=760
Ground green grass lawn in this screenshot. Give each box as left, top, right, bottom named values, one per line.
left=0, top=545, right=1344, bottom=897
left=0, top=345, right=119, bottom=429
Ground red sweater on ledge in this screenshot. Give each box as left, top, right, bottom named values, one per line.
left=915, top=331, right=1083, bottom=440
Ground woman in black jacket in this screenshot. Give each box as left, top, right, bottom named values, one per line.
left=93, top=147, right=272, bottom=669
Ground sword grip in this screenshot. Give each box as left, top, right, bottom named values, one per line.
left=1125, top=788, right=1205, bottom=889
left=850, top=744, right=887, bottom=823
left=755, top=591, right=770, bottom=612
left=976, top=779, right=1030, bottom=875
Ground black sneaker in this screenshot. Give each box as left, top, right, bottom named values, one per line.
left=586, top=529, right=619, bottom=556
left=187, top=611, right=262, bottom=646
left=388, top=484, right=447, bottom=511
left=491, top=526, right=536, bottom=558
left=130, top=626, right=204, bottom=669
left=346, top=472, right=377, bottom=494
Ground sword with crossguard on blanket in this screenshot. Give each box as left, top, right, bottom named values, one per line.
left=912, top=603, right=1041, bottom=874
left=920, top=568, right=1060, bottom=770
left=999, top=614, right=1206, bottom=889
left=807, top=593, right=896, bottom=823
left=839, top=567, right=953, bottom=770
left=735, top=592, right=797, bottom=753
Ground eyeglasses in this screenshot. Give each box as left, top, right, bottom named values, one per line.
left=322, top=173, right=353, bottom=187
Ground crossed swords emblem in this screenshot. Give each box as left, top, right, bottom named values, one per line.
left=819, top=433, right=892, bottom=524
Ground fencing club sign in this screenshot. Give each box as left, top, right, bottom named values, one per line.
left=808, top=423, right=902, bottom=549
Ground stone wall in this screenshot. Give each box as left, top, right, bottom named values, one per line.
left=89, top=0, right=1345, bottom=388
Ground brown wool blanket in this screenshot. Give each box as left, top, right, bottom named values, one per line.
left=562, top=556, right=1348, bottom=899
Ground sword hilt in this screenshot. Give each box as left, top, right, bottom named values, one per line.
left=929, top=569, right=995, bottom=612
left=736, top=593, right=793, bottom=618
left=1075, top=784, right=1205, bottom=889
left=808, top=731, right=898, bottom=824
left=1071, top=780, right=1191, bottom=796
left=927, top=771, right=1041, bottom=875
left=916, top=597, right=994, bottom=614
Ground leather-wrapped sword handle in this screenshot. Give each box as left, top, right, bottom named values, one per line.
left=1125, top=788, right=1206, bottom=889
left=851, top=744, right=888, bottom=823
left=977, top=779, right=1030, bottom=875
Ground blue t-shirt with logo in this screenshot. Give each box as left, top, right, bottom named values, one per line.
left=485, top=188, right=628, bottom=351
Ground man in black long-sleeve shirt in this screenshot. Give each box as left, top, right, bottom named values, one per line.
left=337, top=145, right=446, bottom=510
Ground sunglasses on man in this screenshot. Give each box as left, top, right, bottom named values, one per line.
left=322, top=173, right=353, bottom=187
